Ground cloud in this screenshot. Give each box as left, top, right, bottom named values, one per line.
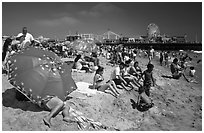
left=36, top=16, right=80, bottom=27
left=78, top=3, right=124, bottom=18
left=79, top=10, right=100, bottom=17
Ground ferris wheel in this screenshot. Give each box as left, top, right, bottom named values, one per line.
left=147, top=23, right=160, bottom=39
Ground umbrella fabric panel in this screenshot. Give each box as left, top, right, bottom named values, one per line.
left=8, top=56, right=49, bottom=77
left=60, top=63, right=77, bottom=96
left=11, top=66, right=50, bottom=101
left=18, top=47, right=61, bottom=62
left=42, top=77, right=65, bottom=101
left=7, top=47, right=77, bottom=104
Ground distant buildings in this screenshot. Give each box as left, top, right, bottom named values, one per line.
left=66, top=35, right=81, bottom=42
left=2, top=23, right=197, bottom=44
left=65, top=30, right=188, bottom=44
left=66, top=30, right=121, bottom=43
left=65, top=23, right=189, bottom=44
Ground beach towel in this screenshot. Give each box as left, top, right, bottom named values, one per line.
left=73, top=82, right=103, bottom=96
left=68, top=106, right=119, bottom=130
left=72, top=69, right=86, bottom=73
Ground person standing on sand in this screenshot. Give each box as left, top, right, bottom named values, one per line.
left=160, top=51, right=164, bottom=66
left=93, top=66, right=120, bottom=97
left=164, top=51, right=169, bottom=67
left=137, top=63, right=155, bottom=97
left=148, top=46, right=154, bottom=64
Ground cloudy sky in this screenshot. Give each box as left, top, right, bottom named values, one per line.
left=2, top=2, right=202, bottom=42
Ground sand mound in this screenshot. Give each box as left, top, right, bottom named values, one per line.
left=67, top=82, right=161, bottom=130
left=2, top=54, right=202, bottom=131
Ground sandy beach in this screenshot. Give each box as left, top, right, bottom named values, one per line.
left=2, top=53, right=202, bottom=131
left=2, top=2, right=202, bottom=131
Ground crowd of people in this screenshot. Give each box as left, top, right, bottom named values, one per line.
left=2, top=27, right=199, bottom=128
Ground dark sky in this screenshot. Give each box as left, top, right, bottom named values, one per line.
left=2, top=2, right=202, bottom=42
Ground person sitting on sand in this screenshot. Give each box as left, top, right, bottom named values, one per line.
left=170, top=58, right=189, bottom=82
left=187, top=66, right=198, bottom=83
left=110, top=62, right=130, bottom=91
left=180, top=59, right=188, bottom=71
left=72, top=54, right=92, bottom=73
left=137, top=63, right=155, bottom=97
left=93, top=66, right=120, bottom=97
left=2, top=38, right=12, bottom=72
left=41, top=96, right=73, bottom=128
left=122, top=60, right=141, bottom=91
left=16, top=27, right=35, bottom=49
left=189, top=66, right=196, bottom=77
left=129, top=61, right=143, bottom=79
left=91, top=52, right=100, bottom=71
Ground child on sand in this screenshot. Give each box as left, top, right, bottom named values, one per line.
left=188, top=66, right=198, bottom=83
left=189, top=66, right=196, bottom=77
left=137, top=63, right=155, bottom=97
left=41, top=96, right=73, bottom=128
left=93, top=66, right=120, bottom=97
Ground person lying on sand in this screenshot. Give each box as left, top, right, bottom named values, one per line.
left=41, top=96, right=74, bottom=128
left=93, top=66, right=120, bottom=97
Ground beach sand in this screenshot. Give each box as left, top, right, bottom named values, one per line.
left=2, top=54, right=202, bottom=131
